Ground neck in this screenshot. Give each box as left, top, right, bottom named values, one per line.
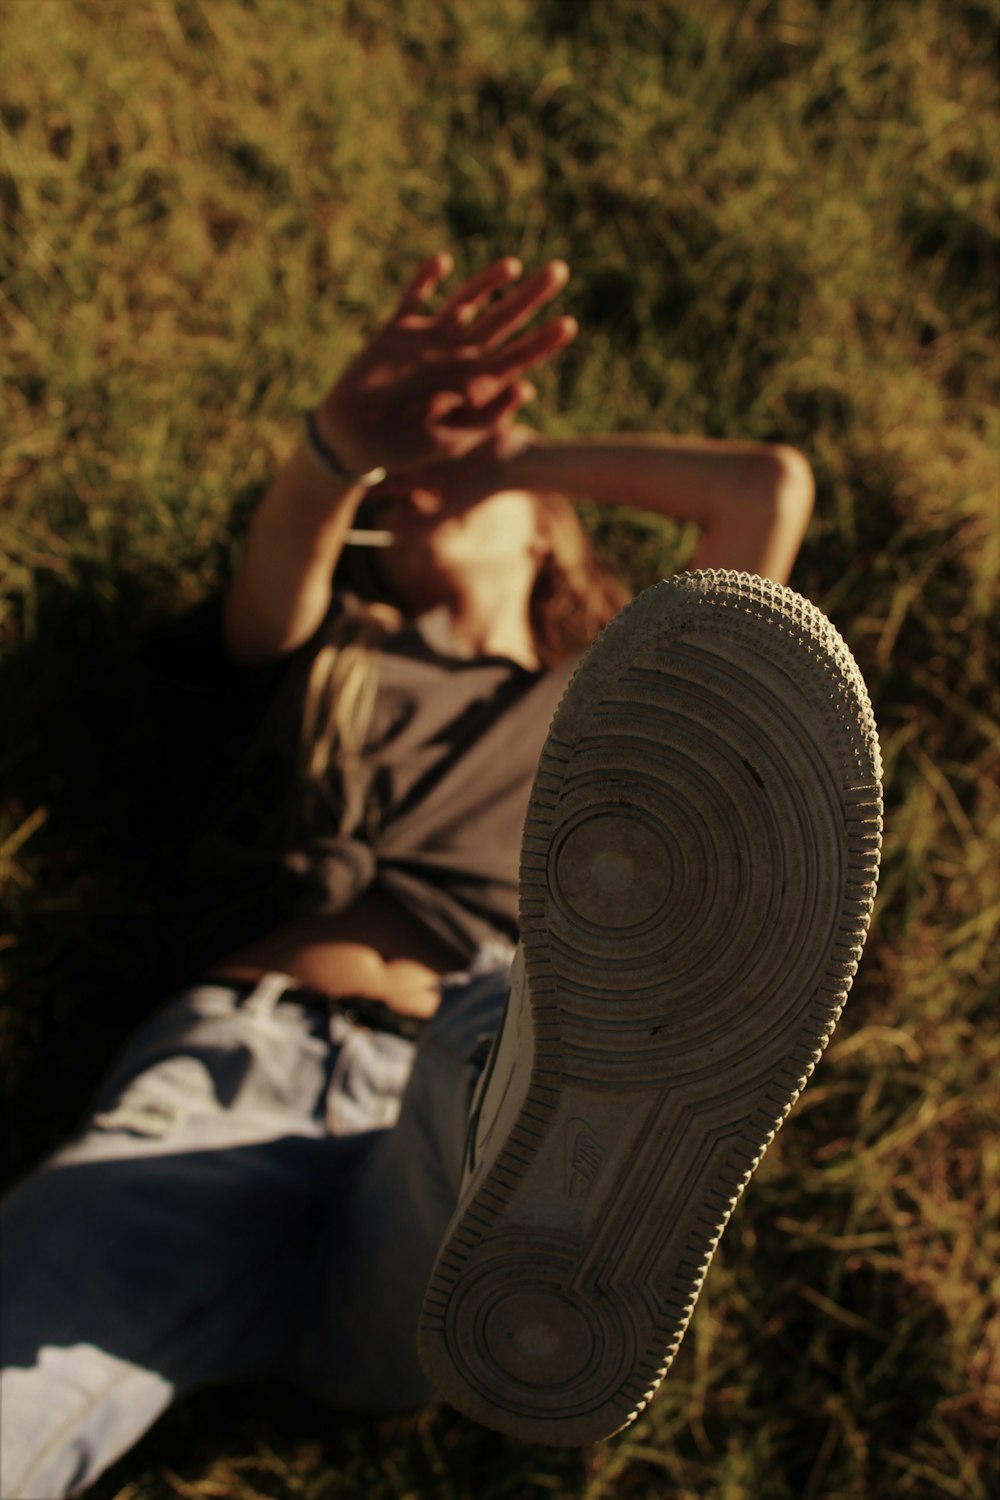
left=446, top=576, right=539, bottom=669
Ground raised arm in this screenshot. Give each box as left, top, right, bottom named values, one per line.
left=223, top=254, right=577, bottom=665
left=503, top=432, right=815, bottom=584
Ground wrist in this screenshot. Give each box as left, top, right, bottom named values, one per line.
left=304, top=410, right=387, bottom=489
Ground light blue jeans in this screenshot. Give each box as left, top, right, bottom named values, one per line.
left=0, top=963, right=509, bottom=1499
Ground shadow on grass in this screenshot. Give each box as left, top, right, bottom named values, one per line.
left=93, top=1384, right=591, bottom=1500
left=1, top=565, right=205, bottom=1186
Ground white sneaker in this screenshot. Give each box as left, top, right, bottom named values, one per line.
left=418, top=571, right=883, bottom=1446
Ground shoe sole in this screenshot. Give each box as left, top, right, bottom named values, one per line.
left=418, top=571, right=883, bottom=1445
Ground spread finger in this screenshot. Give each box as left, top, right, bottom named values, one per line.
left=468, top=261, right=571, bottom=349
left=394, top=252, right=455, bottom=315
left=466, top=315, right=578, bottom=404
left=436, top=257, right=524, bottom=324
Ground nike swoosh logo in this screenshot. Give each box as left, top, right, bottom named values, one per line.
left=567, top=1119, right=605, bottom=1199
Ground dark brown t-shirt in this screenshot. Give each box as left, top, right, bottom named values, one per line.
left=151, top=593, right=580, bottom=966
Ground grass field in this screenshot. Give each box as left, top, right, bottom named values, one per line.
left=1, top=1, right=998, bottom=1496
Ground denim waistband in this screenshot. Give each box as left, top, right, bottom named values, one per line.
left=223, top=975, right=428, bottom=1042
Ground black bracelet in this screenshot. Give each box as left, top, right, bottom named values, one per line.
left=304, top=410, right=387, bottom=488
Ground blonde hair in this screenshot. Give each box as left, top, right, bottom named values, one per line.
left=299, top=599, right=402, bottom=819
left=299, top=494, right=629, bottom=809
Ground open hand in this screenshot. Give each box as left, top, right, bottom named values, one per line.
left=314, top=254, right=576, bottom=478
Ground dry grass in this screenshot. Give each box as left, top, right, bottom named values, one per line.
left=2, top=1, right=997, bottom=1496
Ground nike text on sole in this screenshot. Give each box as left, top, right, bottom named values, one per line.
left=418, top=571, right=883, bottom=1446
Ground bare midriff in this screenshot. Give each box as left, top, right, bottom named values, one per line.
left=204, top=887, right=462, bottom=1019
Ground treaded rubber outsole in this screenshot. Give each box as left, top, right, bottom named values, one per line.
left=418, top=571, right=883, bottom=1446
